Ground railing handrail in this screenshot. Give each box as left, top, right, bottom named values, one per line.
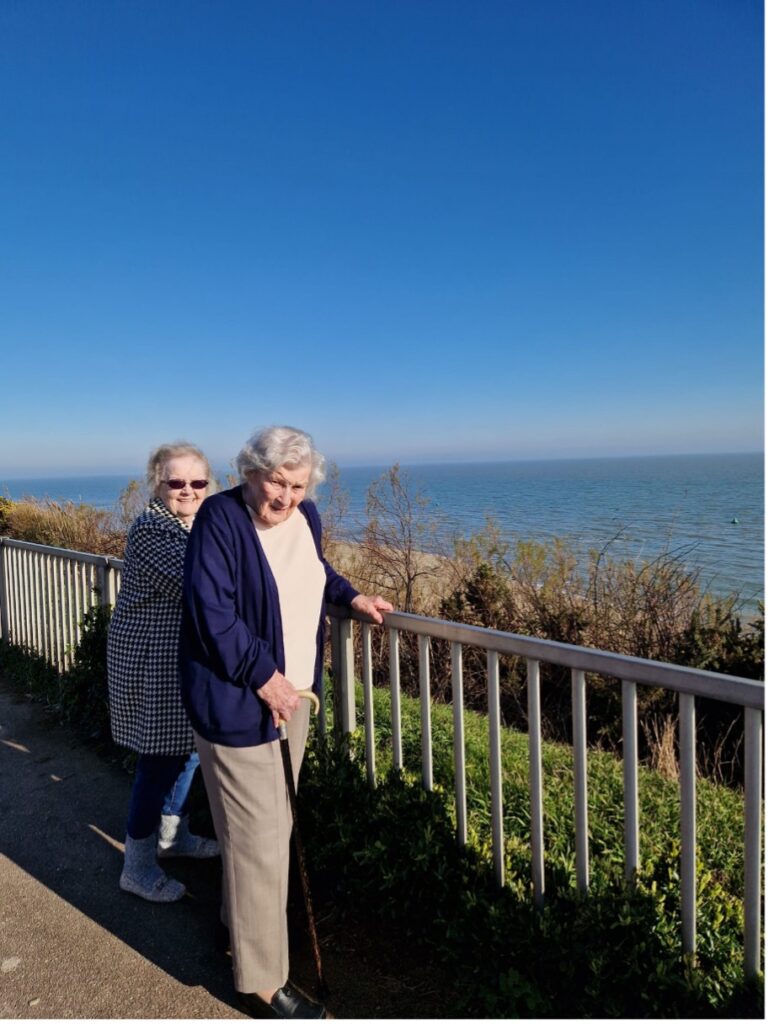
left=1, top=537, right=761, bottom=711
left=328, top=605, right=765, bottom=710
left=0, top=536, right=125, bottom=572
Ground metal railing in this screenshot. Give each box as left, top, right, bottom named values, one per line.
left=327, top=604, right=764, bottom=980
left=0, top=536, right=763, bottom=978
left=0, top=538, right=123, bottom=671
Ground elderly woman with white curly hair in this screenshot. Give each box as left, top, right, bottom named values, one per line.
left=179, top=425, right=391, bottom=1020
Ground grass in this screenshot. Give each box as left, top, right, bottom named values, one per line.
left=355, top=681, right=746, bottom=895
left=0, top=614, right=760, bottom=1016
left=298, top=678, right=762, bottom=1017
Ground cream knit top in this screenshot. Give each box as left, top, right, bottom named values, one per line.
left=250, top=507, right=326, bottom=690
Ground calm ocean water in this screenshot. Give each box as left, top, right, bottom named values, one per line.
left=1, top=453, right=763, bottom=608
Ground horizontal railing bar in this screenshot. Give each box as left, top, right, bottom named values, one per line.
left=0, top=537, right=124, bottom=571
left=3, top=543, right=759, bottom=710
left=328, top=606, right=764, bottom=710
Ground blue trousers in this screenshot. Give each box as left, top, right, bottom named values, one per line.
left=126, top=750, right=200, bottom=840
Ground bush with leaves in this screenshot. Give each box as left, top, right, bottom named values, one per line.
left=299, top=684, right=762, bottom=1018
left=0, top=604, right=113, bottom=739
left=1, top=496, right=126, bottom=556
left=323, top=465, right=762, bottom=781
left=57, top=604, right=113, bottom=735
left=0, top=639, right=60, bottom=704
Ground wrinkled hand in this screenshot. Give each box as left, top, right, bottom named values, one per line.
left=350, top=593, right=394, bottom=624
left=257, top=669, right=301, bottom=728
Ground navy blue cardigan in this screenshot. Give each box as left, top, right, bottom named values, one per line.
left=179, top=486, right=358, bottom=747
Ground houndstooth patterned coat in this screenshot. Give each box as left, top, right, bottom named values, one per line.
left=107, top=498, right=195, bottom=755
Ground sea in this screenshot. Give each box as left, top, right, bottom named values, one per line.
left=1, top=452, right=763, bottom=610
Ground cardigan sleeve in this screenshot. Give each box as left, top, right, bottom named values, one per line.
left=323, top=558, right=359, bottom=607
left=183, top=506, right=279, bottom=691
left=302, top=500, right=359, bottom=606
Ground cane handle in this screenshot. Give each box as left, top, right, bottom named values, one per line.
left=278, top=689, right=320, bottom=732
left=299, top=690, right=321, bottom=716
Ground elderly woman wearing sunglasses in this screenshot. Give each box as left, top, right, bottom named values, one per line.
left=107, top=442, right=220, bottom=902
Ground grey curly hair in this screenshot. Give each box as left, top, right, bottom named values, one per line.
left=235, top=425, right=326, bottom=498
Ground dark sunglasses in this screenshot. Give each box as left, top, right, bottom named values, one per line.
left=164, top=479, right=208, bottom=490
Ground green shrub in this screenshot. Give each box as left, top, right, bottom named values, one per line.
left=430, top=543, right=764, bottom=781
left=0, top=639, right=60, bottom=704
left=299, top=683, right=763, bottom=1017
left=57, top=604, right=112, bottom=734
left=0, top=496, right=13, bottom=534
left=0, top=604, right=113, bottom=737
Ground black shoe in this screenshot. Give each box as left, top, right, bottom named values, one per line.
left=237, top=983, right=326, bottom=1019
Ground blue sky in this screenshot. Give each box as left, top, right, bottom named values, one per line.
left=0, top=0, right=763, bottom=474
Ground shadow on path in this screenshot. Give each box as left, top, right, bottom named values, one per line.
left=0, top=679, right=451, bottom=1019
left=0, top=681, right=242, bottom=1017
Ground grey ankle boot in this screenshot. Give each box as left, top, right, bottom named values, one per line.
left=157, top=814, right=220, bottom=859
left=120, top=834, right=186, bottom=902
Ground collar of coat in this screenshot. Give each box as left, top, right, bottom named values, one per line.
left=147, top=496, right=193, bottom=532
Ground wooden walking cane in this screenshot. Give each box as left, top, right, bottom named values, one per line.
left=279, top=690, right=328, bottom=1000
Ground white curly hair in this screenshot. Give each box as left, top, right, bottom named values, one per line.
left=234, top=425, right=326, bottom=498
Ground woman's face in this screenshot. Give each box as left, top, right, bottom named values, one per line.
left=158, top=454, right=209, bottom=525
left=244, top=462, right=311, bottom=528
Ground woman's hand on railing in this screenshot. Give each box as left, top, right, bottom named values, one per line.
left=350, top=594, right=393, bottom=624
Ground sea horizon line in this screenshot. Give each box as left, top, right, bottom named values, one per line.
left=0, top=448, right=763, bottom=482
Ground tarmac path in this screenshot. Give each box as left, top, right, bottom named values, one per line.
left=0, top=679, right=448, bottom=1020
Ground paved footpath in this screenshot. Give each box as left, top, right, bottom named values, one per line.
left=0, top=680, right=253, bottom=1019
left=0, top=680, right=440, bottom=1020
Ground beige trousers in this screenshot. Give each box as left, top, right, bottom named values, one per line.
left=194, top=701, right=311, bottom=994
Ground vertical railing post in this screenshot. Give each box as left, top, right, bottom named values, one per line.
left=527, top=658, right=545, bottom=909
left=743, top=707, right=762, bottom=979
left=71, top=561, right=82, bottom=649
left=21, top=548, right=33, bottom=648
left=40, top=553, right=52, bottom=663
left=680, top=692, right=697, bottom=958
left=56, top=557, right=68, bottom=672
left=49, top=556, right=62, bottom=672
left=0, top=540, right=9, bottom=643
left=31, top=550, right=42, bottom=653
left=451, top=642, right=467, bottom=848
left=488, top=650, right=505, bottom=888
left=418, top=634, right=433, bottom=791
left=361, top=623, right=376, bottom=788
left=572, top=669, right=589, bottom=894
left=96, top=560, right=110, bottom=610
left=389, top=628, right=403, bottom=771
left=105, top=559, right=119, bottom=609
left=13, top=548, right=25, bottom=646
left=61, top=558, right=74, bottom=670
left=622, top=679, right=639, bottom=880
left=332, top=615, right=356, bottom=741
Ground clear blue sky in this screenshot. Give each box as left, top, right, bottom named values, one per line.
left=1, top=0, right=763, bottom=474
